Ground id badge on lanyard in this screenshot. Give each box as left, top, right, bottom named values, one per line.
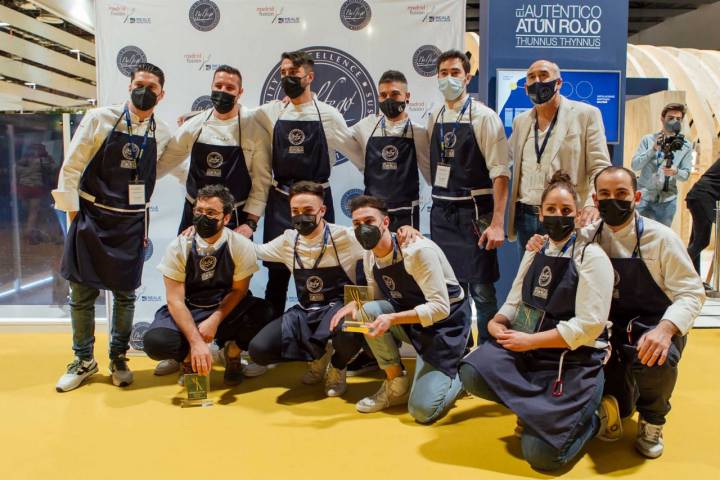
left=123, top=107, right=153, bottom=206
left=435, top=97, right=471, bottom=189
left=128, top=181, right=146, bottom=206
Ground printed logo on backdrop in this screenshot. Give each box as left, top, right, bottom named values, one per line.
left=135, top=284, right=162, bottom=302
left=116, top=45, right=147, bottom=77
left=408, top=101, right=435, bottom=121
left=189, top=0, right=221, bottom=32
left=339, top=0, right=372, bottom=31
left=412, top=45, right=441, bottom=77
left=185, top=53, right=220, bottom=71
left=256, top=6, right=300, bottom=24
left=341, top=188, right=363, bottom=218
left=129, top=321, right=151, bottom=351
left=143, top=238, right=154, bottom=262
left=107, top=4, right=152, bottom=24
left=406, top=4, right=450, bottom=23
left=514, top=3, right=603, bottom=49
left=260, top=46, right=377, bottom=165
left=192, top=95, right=213, bottom=111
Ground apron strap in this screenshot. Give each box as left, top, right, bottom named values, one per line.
left=293, top=223, right=330, bottom=271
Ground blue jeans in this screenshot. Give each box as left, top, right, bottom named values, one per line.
left=637, top=197, right=677, bottom=227
left=459, top=363, right=601, bottom=471
left=70, top=281, right=136, bottom=360
left=515, top=206, right=545, bottom=257
left=465, top=283, right=497, bottom=344
left=363, top=300, right=464, bottom=424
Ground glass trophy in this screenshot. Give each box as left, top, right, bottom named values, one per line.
left=181, top=373, right=213, bottom=408
left=513, top=303, right=545, bottom=334
left=341, top=285, right=372, bottom=334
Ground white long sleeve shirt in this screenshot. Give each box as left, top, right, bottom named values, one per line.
left=578, top=213, right=706, bottom=335
left=349, top=114, right=431, bottom=184
left=364, top=236, right=463, bottom=328
left=253, top=96, right=363, bottom=169
left=52, top=104, right=174, bottom=212
left=424, top=95, right=511, bottom=182
left=254, top=223, right=363, bottom=284
left=499, top=239, right=613, bottom=350
left=158, top=106, right=272, bottom=217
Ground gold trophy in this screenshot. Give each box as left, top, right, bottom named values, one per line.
left=341, top=285, right=372, bottom=334
left=181, top=373, right=213, bottom=408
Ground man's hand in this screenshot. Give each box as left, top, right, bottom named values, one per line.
left=496, top=330, right=536, bottom=352
left=68, top=211, right=78, bottom=223
left=366, top=313, right=393, bottom=338
left=396, top=225, right=422, bottom=246
left=329, top=302, right=357, bottom=331
left=190, top=341, right=213, bottom=375
left=654, top=133, right=664, bottom=151
left=181, top=225, right=195, bottom=237
left=198, top=315, right=220, bottom=343
left=488, top=318, right=508, bottom=339
left=577, top=206, right=599, bottom=227
left=637, top=320, right=678, bottom=367
left=662, top=166, right=678, bottom=177
left=525, top=234, right=547, bottom=253
left=234, top=224, right=254, bottom=238
left=479, top=222, right=504, bottom=250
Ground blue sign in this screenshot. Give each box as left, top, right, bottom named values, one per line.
left=496, top=69, right=621, bottom=143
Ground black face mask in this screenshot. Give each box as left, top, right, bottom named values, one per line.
left=355, top=224, right=383, bottom=250
left=211, top=90, right=237, bottom=114
left=193, top=214, right=222, bottom=239
left=131, top=86, right=158, bottom=111
left=598, top=199, right=634, bottom=227
left=542, top=215, right=576, bottom=242
left=292, top=213, right=318, bottom=236
left=378, top=98, right=406, bottom=119
left=281, top=76, right=305, bottom=99
left=527, top=79, right=558, bottom=105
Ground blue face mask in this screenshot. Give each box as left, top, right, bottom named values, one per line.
left=438, top=76, right=465, bottom=101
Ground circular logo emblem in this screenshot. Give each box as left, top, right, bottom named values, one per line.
left=412, top=45, right=441, bottom=77
left=341, top=188, right=364, bottom=218
left=306, top=275, right=324, bottom=293
left=129, top=321, right=151, bottom=351
left=443, top=131, right=457, bottom=149
left=538, top=266, right=552, bottom=287
left=192, top=95, right=213, bottom=111
left=260, top=46, right=377, bottom=166
left=613, top=269, right=621, bottom=287
left=288, top=128, right=306, bottom=146
left=206, top=152, right=224, bottom=168
left=381, top=145, right=399, bottom=162
left=116, top=45, right=147, bottom=77
left=199, top=255, right=217, bottom=272
left=339, top=0, right=372, bottom=31
left=122, top=142, right=140, bottom=160
left=188, top=0, right=220, bottom=32
left=143, top=238, right=154, bottom=262
left=382, top=275, right=396, bottom=291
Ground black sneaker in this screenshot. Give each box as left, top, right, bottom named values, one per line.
left=346, top=351, right=380, bottom=377
left=223, top=344, right=244, bottom=386
left=109, top=355, right=134, bottom=387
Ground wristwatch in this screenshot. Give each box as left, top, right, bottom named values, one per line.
left=244, top=219, right=258, bottom=232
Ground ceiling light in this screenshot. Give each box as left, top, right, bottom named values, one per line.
left=36, top=14, right=63, bottom=25
left=24, top=82, right=37, bottom=89
left=19, top=2, right=40, bottom=11
left=11, top=55, right=22, bottom=61
left=0, top=22, right=11, bottom=27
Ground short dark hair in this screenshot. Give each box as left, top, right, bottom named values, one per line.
left=289, top=181, right=324, bottom=200
left=196, top=184, right=235, bottom=214
left=541, top=170, right=578, bottom=204
left=662, top=103, right=686, bottom=119
left=131, top=62, right=165, bottom=88
left=281, top=51, right=314, bottom=72
left=349, top=195, right=388, bottom=216
left=436, top=50, right=471, bottom=75
left=379, top=70, right=407, bottom=85
left=594, top=166, right=638, bottom=192
left=213, top=64, right=242, bottom=86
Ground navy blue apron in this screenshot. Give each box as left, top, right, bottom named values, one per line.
left=178, top=110, right=251, bottom=232
left=61, top=106, right=157, bottom=291
left=462, top=236, right=607, bottom=449
left=263, top=101, right=335, bottom=251
left=365, top=117, right=420, bottom=231
left=281, top=225, right=352, bottom=361
left=372, top=236, right=471, bottom=377
left=429, top=98, right=498, bottom=283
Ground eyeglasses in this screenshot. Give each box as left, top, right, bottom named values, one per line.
left=193, top=208, right=223, bottom=218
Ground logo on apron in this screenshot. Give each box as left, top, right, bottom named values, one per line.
left=381, top=145, right=399, bottom=170
left=613, top=269, right=621, bottom=299
left=199, top=255, right=217, bottom=281
left=288, top=128, right=306, bottom=154
left=442, top=131, right=457, bottom=158
left=206, top=152, right=224, bottom=177
left=382, top=274, right=403, bottom=299
left=339, top=0, right=372, bottom=31
left=533, top=265, right=552, bottom=300
left=188, top=0, right=221, bottom=32
left=306, top=275, right=324, bottom=302
left=121, top=143, right=140, bottom=169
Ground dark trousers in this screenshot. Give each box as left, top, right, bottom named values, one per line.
left=687, top=199, right=714, bottom=274
left=248, top=317, right=363, bottom=369
left=515, top=203, right=545, bottom=257
left=265, top=265, right=292, bottom=319
left=604, top=335, right=687, bottom=425
left=143, top=296, right=274, bottom=362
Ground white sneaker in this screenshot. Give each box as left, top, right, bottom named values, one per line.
left=302, top=344, right=333, bottom=385
left=636, top=418, right=664, bottom=458
left=154, top=359, right=180, bottom=376
left=356, top=374, right=411, bottom=413
left=56, top=357, right=98, bottom=392
left=596, top=395, right=623, bottom=442
left=242, top=358, right=268, bottom=377
left=325, top=366, right=347, bottom=397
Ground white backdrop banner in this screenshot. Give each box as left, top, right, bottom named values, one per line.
left=95, top=0, right=464, bottom=339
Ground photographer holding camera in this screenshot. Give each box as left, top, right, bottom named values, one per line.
left=631, top=103, right=693, bottom=227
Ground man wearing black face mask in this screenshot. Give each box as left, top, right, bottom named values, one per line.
left=508, top=60, right=611, bottom=254
left=160, top=64, right=271, bottom=237
left=53, top=63, right=184, bottom=392
left=143, top=185, right=273, bottom=386
left=253, top=50, right=362, bottom=320
left=348, top=70, right=430, bottom=231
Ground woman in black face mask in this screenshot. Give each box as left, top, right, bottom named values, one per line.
left=459, top=170, right=621, bottom=471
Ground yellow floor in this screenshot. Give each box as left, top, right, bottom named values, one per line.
left=2, top=331, right=720, bottom=480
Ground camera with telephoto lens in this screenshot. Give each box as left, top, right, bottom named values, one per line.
left=659, top=121, right=685, bottom=191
